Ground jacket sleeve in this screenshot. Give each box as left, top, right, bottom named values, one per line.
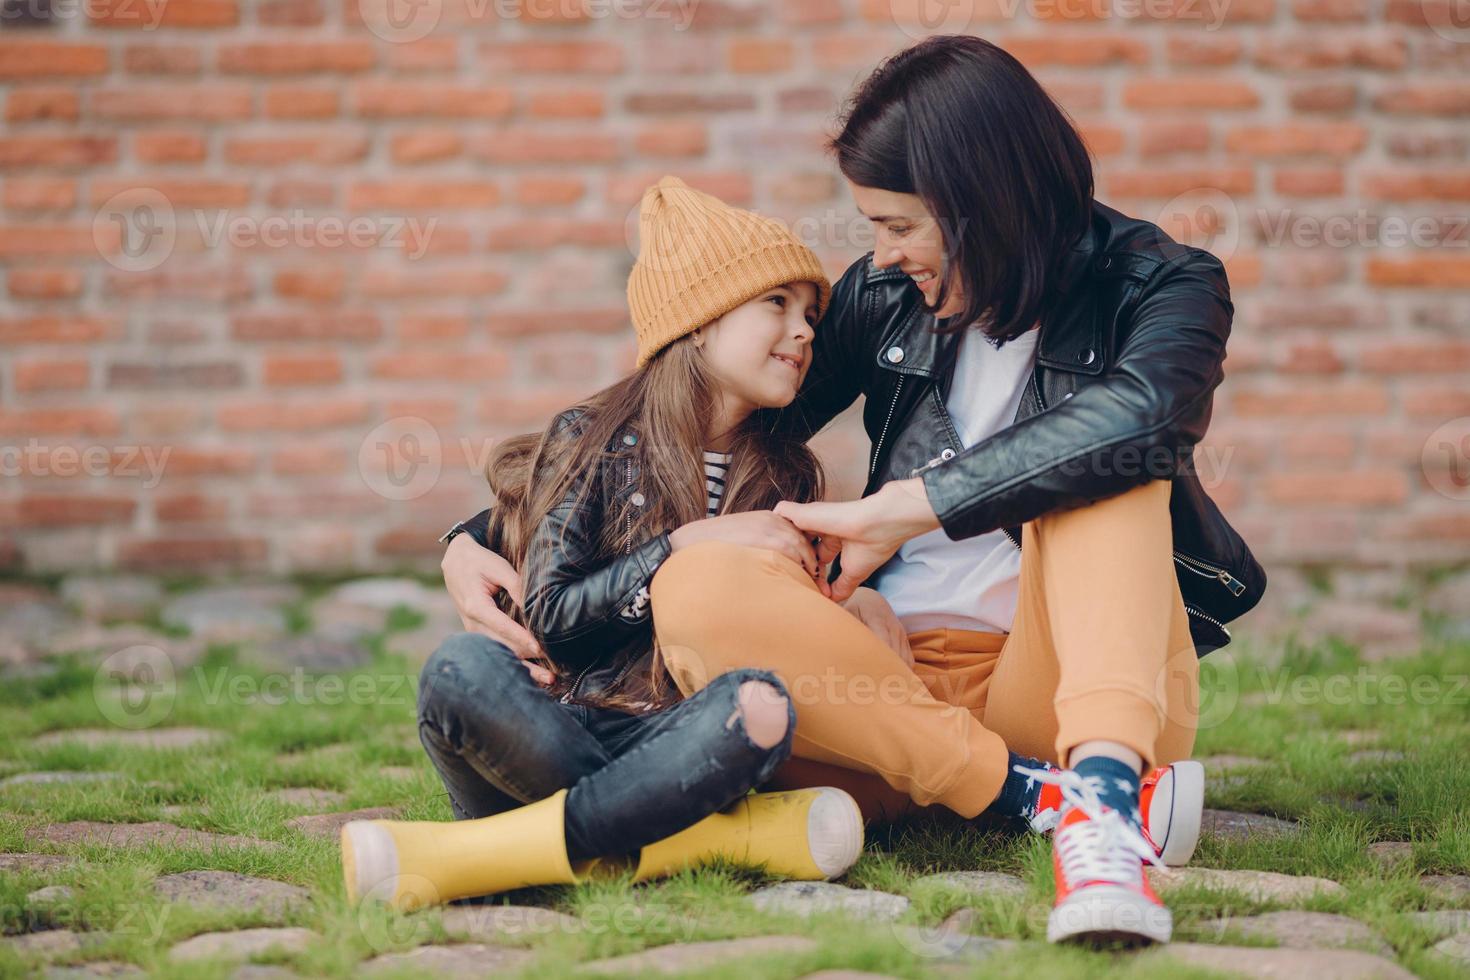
left=771, top=254, right=870, bottom=441
left=521, top=463, right=673, bottom=670
left=459, top=508, right=492, bottom=548
left=920, top=248, right=1233, bottom=541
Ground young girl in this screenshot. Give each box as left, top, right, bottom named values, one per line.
left=342, top=177, right=865, bottom=909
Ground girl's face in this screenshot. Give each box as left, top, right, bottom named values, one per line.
left=695, top=281, right=820, bottom=413
left=847, top=181, right=965, bottom=319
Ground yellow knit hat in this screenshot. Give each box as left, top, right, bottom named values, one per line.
left=628, top=176, right=832, bottom=369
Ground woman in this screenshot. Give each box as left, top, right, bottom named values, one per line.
left=442, top=36, right=1266, bottom=947
left=346, top=178, right=865, bottom=912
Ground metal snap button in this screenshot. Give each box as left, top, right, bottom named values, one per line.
left=886, top=346, right=905, bottom=364
left=940, top=448, right=956, bottom=460
left=622, top=433, right=637, bottom=446
left=1063, top=391, right=1075, bottom=400
left=630, top=492, right=645, bottom=507
left=1077, top=348, right=1096, bottom=365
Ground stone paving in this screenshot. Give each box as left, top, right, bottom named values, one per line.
left=1, top=572, right=1466, bottom=977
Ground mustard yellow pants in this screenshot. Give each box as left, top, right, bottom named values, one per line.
left=648, top=479, right=1200, bottom=824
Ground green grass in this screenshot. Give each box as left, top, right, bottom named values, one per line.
left=0, top=605, right=1467, bottom=978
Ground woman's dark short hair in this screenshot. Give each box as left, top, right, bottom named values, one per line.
left=831, top=34, right=1095, bottom=345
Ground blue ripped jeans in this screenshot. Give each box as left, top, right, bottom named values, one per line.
left=417, top=632, right=795, bottom=861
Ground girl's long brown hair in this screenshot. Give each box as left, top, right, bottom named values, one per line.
left=483, top=332, right=825, bottom=712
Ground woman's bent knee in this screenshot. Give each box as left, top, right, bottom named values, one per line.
left=418, top=632, right=523, bottom=715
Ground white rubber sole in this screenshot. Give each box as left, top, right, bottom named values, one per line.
left=343, top=820, right=399, bottom=905
left=1147, top=760, right=1204, bottom=867
left=805, top=787, right=865, bottom=879
left=1047, top=884, right=1172, bottom=946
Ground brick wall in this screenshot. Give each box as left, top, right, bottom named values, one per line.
left=1, top=0, right=1467, bottom=584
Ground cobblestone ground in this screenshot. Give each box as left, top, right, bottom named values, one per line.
left=1, top=574, right=1467, bottom=979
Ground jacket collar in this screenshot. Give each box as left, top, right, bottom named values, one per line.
left=866, top=204, right=1108, bottom=380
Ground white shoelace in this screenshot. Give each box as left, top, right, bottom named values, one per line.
left=1014, top=764, right=1162, bottom=889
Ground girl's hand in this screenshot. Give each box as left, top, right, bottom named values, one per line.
left=774, top=478, right=942, bottom=603
left=441, top=533, right=553, bottom=686
left=843, top=587, right=913, bottom=666
left=669, top=510, right=828, bottom=594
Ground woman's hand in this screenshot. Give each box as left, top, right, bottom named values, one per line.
left=441, top=533, right=553, bottom=686
left=843, top=587, right=912, bottom=666
left=669, top=510, right=829, bottom=595
left=774, top=478, right=941, bottom=603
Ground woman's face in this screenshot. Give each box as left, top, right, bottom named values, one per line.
left=847, top=181, right=965, bottom=319
left=696, top=281, right=820, bottom=412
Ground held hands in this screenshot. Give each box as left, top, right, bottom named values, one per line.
left=669, top=511, right=832, bottom=598
left=773, top=478, right=942, bottom=603
left=441, top=533, right=553, bottom=686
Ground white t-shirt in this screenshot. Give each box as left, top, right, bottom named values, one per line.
left=870, top=324, right=1041, bottom=635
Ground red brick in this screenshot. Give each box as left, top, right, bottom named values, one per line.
left=606, top=172, right=753, bottom=206
left=0, top=136, right=117, bottom=169
left=625, top=92, right=757, bottom=114
left=513, top=176, right=586, bottom=207
left=1079, top=125, right=1125, bottom=157
left=7, top=268, right=84, bottom=300
left=355, top=84, right=513, bottom=118
left=0, top=316, right=117, bottom=343
left=108, top=362, right=245, bottom=389
left=90, top=178, right=249, bottom=208
left=225, top=135, right=370, bottom=166
left=0, top=41, right=109, bottom=78
left=134, top=131, right=207, bottom=164
left=1106, top=168, right=1255, bottom=198
left=1293, top=0, right=1368, bottom=17
left=525, top=89, right=605, bottom=119
left=1232, top=382, right=1390, bottom=416
left=368, top=351, right=509, bottom=383
left=484, top=308, right=627, bottom=336
left=15, top=496, right=135, bottom=527
left=264, top=352, right=343, bottom=385
left=1224, top=123, right=1367, bottom=157
left=1289, top=82, right=1358, bottom=113
left=89, top=0, right=238, bottom=27
left=1264, top=470, right=1409, bottom=506
left=6, top=88, right=79, bottom=123
left=347, top=181, right=500, bottom=209
left=479, top=390, right=581, bottom=426
left=263, top=87, right=340, bottom=119
left=2, top=178, right=77, bottom=210
left=1165, top=35, right=1243, bottom=66
left=1361, top=170, right=1470, bottom=201
left=1139, top=122, right=1211, bottom=157
left=1123, top=79, right=1261, bottom=110
left=259, top=0, right=323, bottom=24
left=92, top=87, right=253, bottom=121
left=232, top=313, right=381, bottom=341
left=1254, top=35, right=1407, bottom=70
left=216, top=398, right=370, bottom=431
left=1273, top=168, right=1344, bottom=195
left=274, top=267, right=345, bottom=303
left=130, top=446, right=254, bottom=476
left=729, top=38, right=794, bottom=73
left=397, top=315, right=470, bottom=343
left=13, top=359, right=90, bottom=393
left=123, top=45, right=204, bottom=74
left=634, top=122, right=708, bottom=158
left=386, top=38, right=459, bottom=73
left=777, top=0, right=845, bottom=22
left=1006, top=36, right=1149, bottom=68
left=0, top=224, right=103, bottom=260
left=1366, top=256, right=1470, bottom=287
left=480, top=41, right=623, bottom=74
left=117, top=537, right=267, bottom=571
left=471, top=130, right=620, bottom=165
left=485, top=219, right=625, bottom=251
left=390, top=129, right=463, bottom=164
left=272, top=444, right=347, bottom=476
left=359, top=267, right=508, bottom=299
left=1360, top=340, right=1470, bottom=373
left=156, top=493, right=230, bottom=523
left=1372, top=84, right=1470, bottom=116
left=219, top=41, right=375, bottom=74
left=0, top=407, right=119, bottom=436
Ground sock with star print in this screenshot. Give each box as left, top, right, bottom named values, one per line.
left=1070, top=754, right=1142, bottom=831
left=984, top=751, right=1059, bottom=827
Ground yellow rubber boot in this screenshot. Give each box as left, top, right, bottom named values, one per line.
left=632, top=787, right=863, bottom=884
left=342, top=789, right=619, bottom=910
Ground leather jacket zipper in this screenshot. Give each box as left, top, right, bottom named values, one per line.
left=563, top=454, right=637, bottom=705
left=869, top=376, right=905, bottom=479
left=1184, top=602, right=1232, bottom=639
left=1173, top=549, right=1246, bottom=597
